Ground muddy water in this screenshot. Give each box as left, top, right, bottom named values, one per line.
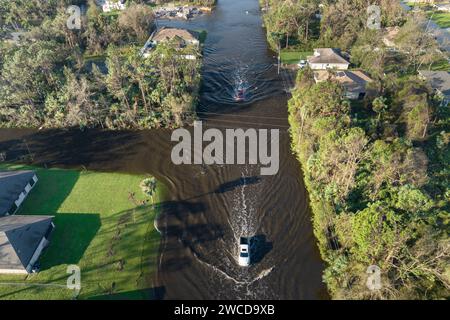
left=0, top=0, right=327, bottom=299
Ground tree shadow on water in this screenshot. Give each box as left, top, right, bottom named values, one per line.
left=155, top=200, right=207, bottom=221
left=0, top=129, right=144, bottom=171
left=162, top=223, right=224, bottom=244
left=160, top=256, right=192, bottom=273
left=214, top=176, right=261, bottom=194
left=250, top=234, right=273, bottom=264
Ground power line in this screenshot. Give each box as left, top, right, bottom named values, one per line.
left=196, top=111, right=289, bottom=121
left=201, top=117, right=291, bottom=129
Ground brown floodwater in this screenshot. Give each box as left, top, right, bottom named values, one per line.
left=0, top=0, right=327, bottom=299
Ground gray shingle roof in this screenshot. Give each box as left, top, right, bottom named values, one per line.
left=0, top=215, right=54, bottom=271
left=151, top=27, right=199, bottom=43
left=0, top=170, right=35, bottom=216
left=419, top=71, right=450, bottom=99
left=308, top=48, right=350, bottom=65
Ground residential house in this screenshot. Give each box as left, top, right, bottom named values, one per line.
left=435, top=3, right=450, bottom=11
left=151, top=27, right=200, bottom=47
left=0, top=170, right=38, bottom=216
left=0, top=215, right=54, bottom=274
left=314, top=70, right=373, bottom=99
left=142, top=27, right=200, bottom=59
left=419, top=70, right=450, bottom=105
left=96, top=0, right=126, bottom=13
left=307, top=48, right=350, bottom=70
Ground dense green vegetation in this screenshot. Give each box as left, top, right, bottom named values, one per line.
left=0, top=0, right=202, bottom=129
left=289, top=71, right=449, bottom=299
left=261, top=0, right=320, bottom=51
left=261, top=0, right=405, bottom=52
left=264, top=0, right=449, bottom=299
left=0, top=164, right=162, bottom=300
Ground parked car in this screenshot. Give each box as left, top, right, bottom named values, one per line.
left=298, top=60, right=307, bottom=69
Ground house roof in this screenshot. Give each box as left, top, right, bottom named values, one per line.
left=436, top=4, right=450, bottom=10
left=419, top=70, right=450, bottom=99
left=0, top=215, right=53, bottom=271
left=314, top=70, right=373, bottom=93
left=0, top=170, right=36, bottom=216
left=151, top=27, right=199, bottom=43
left=307, top=48, right=349, bottom=65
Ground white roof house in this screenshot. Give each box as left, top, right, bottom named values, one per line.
left=307, top=48, right=350, bottom=70
left=151, top=27, right=200, bottom=46
left=141, top=27, right=200, bottom=59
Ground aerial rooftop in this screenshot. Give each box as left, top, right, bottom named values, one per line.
left=0, top=215, right=54, bottom=273
left=0, top=170, right=37, bottom=216
left=151, top=27, right=199, bottom=44
left=308, top=48, right=349, bottom=66
left=419, top=70, right=450, bottom=100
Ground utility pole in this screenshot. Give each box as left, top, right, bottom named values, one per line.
left=271, top=32, right=282, bottom=75
left=278, top=41, right=281, bottom=75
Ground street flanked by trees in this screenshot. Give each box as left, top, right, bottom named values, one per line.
left=263, top=0, right=449, bottom=299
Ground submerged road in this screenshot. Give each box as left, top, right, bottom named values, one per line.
left=148, top=0, right=327, bottom=299
left=0, top=0, right=327, bottom=299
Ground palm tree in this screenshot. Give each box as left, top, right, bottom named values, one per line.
left=140, top=177, right=157, bottom=205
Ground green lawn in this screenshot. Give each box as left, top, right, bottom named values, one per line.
left=0, top=164, right=162, bottom=300
left=280, top=50, right=312, bottom=65
left=430, top=58, right=450, bottom=72
left=405, top=3, right=450, bottom=29
left=430, top=12, right=450, bottom=29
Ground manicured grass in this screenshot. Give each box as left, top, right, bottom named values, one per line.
left=0, top=164, right=162, bottom=300
left=430, top=12, right=450, bottom=29
left=280, top=50, right=312, bottom=65
left=431, top=58, right=450, bottom=72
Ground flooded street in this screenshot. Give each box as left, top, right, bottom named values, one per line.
left=0, top=0, right=327, bottom=299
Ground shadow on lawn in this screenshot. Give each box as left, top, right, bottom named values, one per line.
left=17, top=169, right=80, bottom=214
left=88, top=286, right=165, bottom=300
left=40, top=213, right=101, bottom=270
